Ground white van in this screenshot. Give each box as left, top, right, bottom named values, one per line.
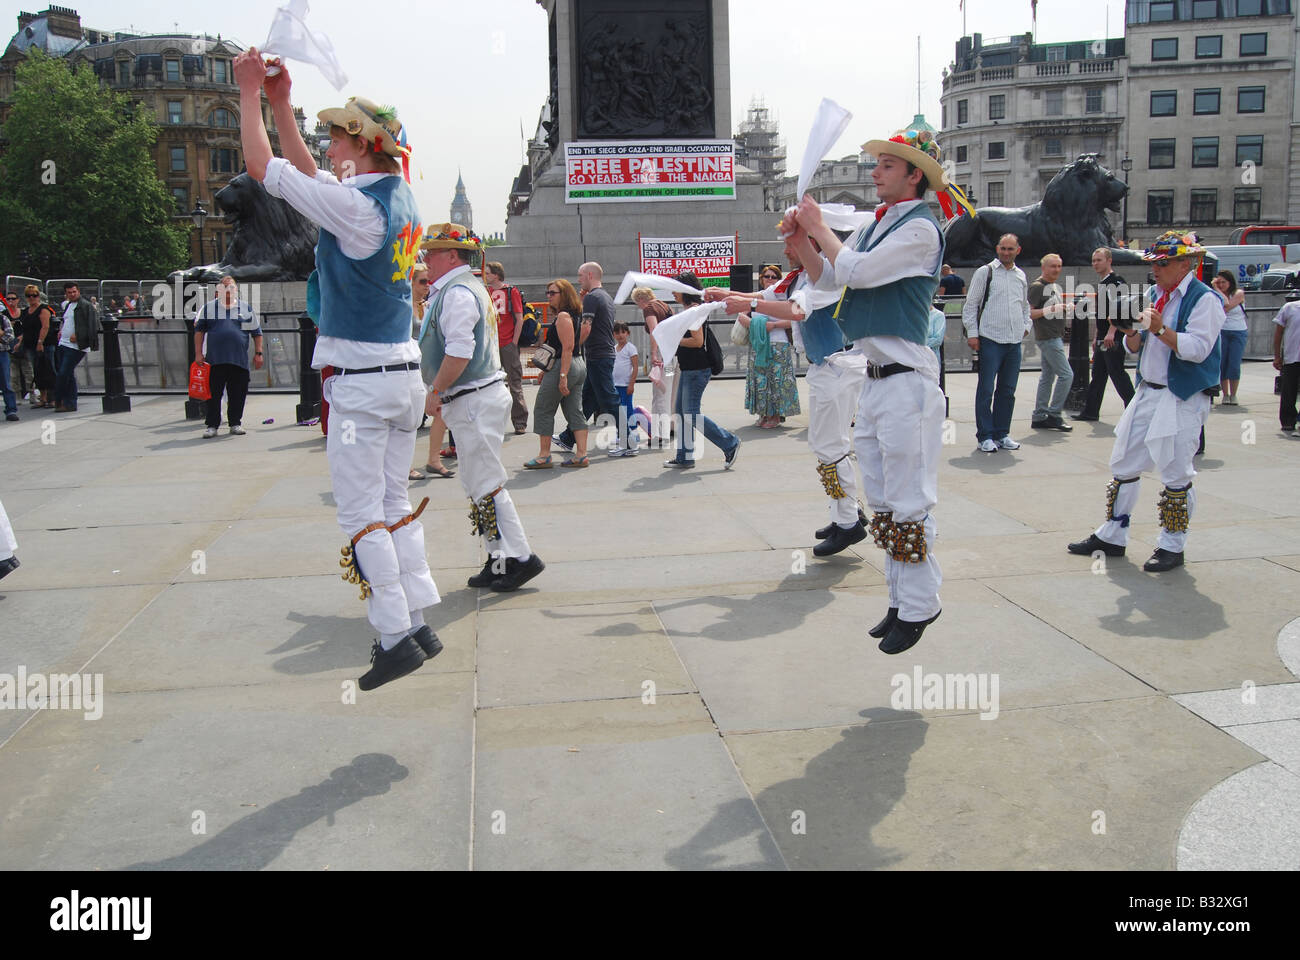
left=1204, top=245, right=1285, bottom=290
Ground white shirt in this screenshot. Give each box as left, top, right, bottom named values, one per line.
left=1275, top=301, right=1300, bottom=364
left=58, top=301, right=86, bottom=352
left=1126, top=272, right=1226, bottom=384
left=263, top=158, right=416, bottom=371
left=613, top=341, right=639, bottom=384
left=811, top=199, right=941, bottom=376
left=429, top=264, right=499, bottom=392
left=1220, top=294, right=1248, bottom=332
left=962, top=261, right=1032, bottom=344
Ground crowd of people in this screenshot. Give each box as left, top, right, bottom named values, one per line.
left=1, top=282, right=100, bottom=419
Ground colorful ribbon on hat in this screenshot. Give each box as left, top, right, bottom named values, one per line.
left=1143, top=230, right=1204, bottom=260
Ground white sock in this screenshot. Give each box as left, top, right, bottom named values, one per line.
left=409, top=608, right=425, bottom=628
left=380, top=629, right=412, bottom=651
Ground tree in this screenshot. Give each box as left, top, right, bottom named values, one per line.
left=0, top=49, right=190, bottom=279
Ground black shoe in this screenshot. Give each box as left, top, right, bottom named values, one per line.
left=0, top=556, right=19, bottom=581
left=358, top=635, right=426, bottom=691
left=663, top=458, right=695, bottom=469
left=1047, top=415, right=1073, bottom=431
left=816, top=508, right=867, bottom=541
left=1143, top=548, right=1184, bottom=573
left=1067, top=534, right=1125, bottom=558
left=468, top=556, right=505, bottom=588
left=723, top=440, right=741, bottom=470
left=813, top=522, right=867, bottom=557
left=1030, top=418, right=1054, bottom=429
left=879, top=609, right=941, bottom=655
left=410, top=624, right=443, bottom=659
left=1071, top=413, right=1099, bottom=421
left=867, top=607, right=898, bottom=639
left=490, top=554, right=545, bottom=592
left=4, top=413, right=17, bottom=422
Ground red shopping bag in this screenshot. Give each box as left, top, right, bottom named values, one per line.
left=188, top=361, right=211, bottom=401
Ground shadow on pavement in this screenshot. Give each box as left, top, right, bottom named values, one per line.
left=1100, top=566, right=1226, bottom=640
left=269, top=611, right=371, bottom=674
left=124, top=754, right=408, bottom=870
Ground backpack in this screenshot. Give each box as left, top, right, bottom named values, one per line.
left=704, top=322, right=724, bottom=376
left=515, top=290, right=541, bottom=347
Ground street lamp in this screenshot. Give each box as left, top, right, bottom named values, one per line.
left=190, top=200, right=208, bottom=267
left=1120, top=155, right=1133, bottom=248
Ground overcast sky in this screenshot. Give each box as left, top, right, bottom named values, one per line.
left=43, top=0, right=1127, bottom=236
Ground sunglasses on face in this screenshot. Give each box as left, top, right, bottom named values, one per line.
left=762, top=274, right=780, bottom=280
left=546, top=289, right=559, bottom=295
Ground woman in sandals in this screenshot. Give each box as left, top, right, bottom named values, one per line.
left=744, top=264, right=800, bottom=428
left=525, top=279, right=589, bottom=469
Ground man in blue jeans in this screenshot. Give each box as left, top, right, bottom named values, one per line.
left=1028, top=253, right=1074, bottom=432
left=962, top=234, right=1032, bottom=452
left=53, top=283, right=97, bottom=412
left=556, top=261, right=621, bottom=451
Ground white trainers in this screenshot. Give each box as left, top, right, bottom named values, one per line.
left=229, top=425, right=246, bottom=435
left=202, top=427, right=218, bottom=439
left=979, top=439, right=998, bottom=453
left=997, top=436, right=1021, bottom=450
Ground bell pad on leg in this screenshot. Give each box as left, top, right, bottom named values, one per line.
left=1157, top=484, right=1191, bottom=534
left=885, top=519, right=927, bottom=563
left=816, top=456, right=848, bottom=499
left=868, top=511, right=893, bottom=550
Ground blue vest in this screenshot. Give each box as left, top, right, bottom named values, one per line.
left=793, top=276, right=847, bottom=365
left=312, top=176, right=422, bottom=343
left=1136, top=278, right=1222, bottom=400
left=418, top=271, right=501, bottom=388
left=831, top=202, right=945, bottom=344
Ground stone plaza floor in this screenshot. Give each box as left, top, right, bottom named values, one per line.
left=0, top=363, right=1297, bottom=870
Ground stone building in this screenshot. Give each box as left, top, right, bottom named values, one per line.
left=0, top=6, right=322, bottom=267
left=733, top=97, right=786, bottom=212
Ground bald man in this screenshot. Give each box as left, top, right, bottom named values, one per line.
left=556, top=261, right=622, bottom=452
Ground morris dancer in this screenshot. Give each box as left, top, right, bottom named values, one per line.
left=791, top=128, right=956, bottom=654
left=710, top=235, right=868, bottom=556
left=236, top=50, right=440, bottom=691
left=419, top=224, right=544, bottom=592
left=1068, top=231, right=1225, bottom=572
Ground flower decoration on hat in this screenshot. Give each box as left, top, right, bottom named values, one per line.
left=1141, top=230, right=1206, bottom=262
left=420, top=222, right=483, bottom=251
left=867, top=126, right=977, bottom=222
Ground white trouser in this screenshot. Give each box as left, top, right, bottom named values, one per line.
left=325, top=369, right=440, bottom=637
left=806, top=352, right=868, bottom=527
left=1095, top=382, right=1208, bottom=552
left=0, top=496, right=15, bottom=560
left=441, top=380, right=532, bottom=561
left=650, top=360, right=677, bottom=442
left=855, top=370, right=944, bottom=622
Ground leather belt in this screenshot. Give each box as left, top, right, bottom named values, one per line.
left=1145, top=382, right=1167, bottom=390
left=334, top=361, right=419, bottom=376
left=443, top=378, right=502, bottom=404
left=867, top=363, right=914, bottom=380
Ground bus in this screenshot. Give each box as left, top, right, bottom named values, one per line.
left=1229, top=225, right=1300, bottom=258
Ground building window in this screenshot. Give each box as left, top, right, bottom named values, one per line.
left=1045, top=90, right=1064, bottom=116
left=986, top=181, right=1004, bottom=206
left=171, top=187, right=188, bottom=215
left=117, top=60, right=130, bottom=84
left=956, top=145, right=968, bottom=163
left=1151, top=38, right=1178, bottom=61
left=1044, top=139, right=1064, bottom=157
left=941, top=104, right=946, bottom=127
left=169, top=146, right=186, bottom=172
left=167, top=101, right=182, bottom=124
left=1191, top=0, right=1219, bottom=17
left=1046, top=45, right=1066, bottom=62
left=1192, top=137, right=1219, bottom=167
left=1238, top=87, right=1266, bottom=113
left=1195, top=36, right=1222, bottom=58
left=1085, top=88, right=1103, bottom=113
left=1234, top=187, right=1261, bottom=222
left=1189, top=189, right=1218, bottom=222
left=988, top=141, right=1006, bottom=160
left=1147, top=191, right=1174, bottom=224
left=165, top=59, right=180, bottom=83
left=1150, top=90, right=1177, bottom=116
left=1235, top=135, right=1263, bottom=166
left=210, top=148, right=238, bottom=174
left=211, top=108, right=235, bottom=128
left=1194, top=89, right=1221, bottom=114
left=957, top=99, right=968, bottom=124
left=1237, top=0, right=1263, bottom=13
left=1240, top=32, right=1267, bottom=56
left=988, top=94, right=1005, bottom=120
left=1149, top=139, right=1176, bottom=168
left=1149, top=1, right=1176, bottom=20
left=213, top=59, right=228, bottom=83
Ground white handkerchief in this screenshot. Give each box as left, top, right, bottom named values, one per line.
left=613, top=271, right=708, bottom=305
left=262, top=0, right=348, bottom=91
left=1143, top=387, right=1181, bottom=471
left=796, top=99, right=852, bottom=199
left=650, top=301, right=722, bottom=368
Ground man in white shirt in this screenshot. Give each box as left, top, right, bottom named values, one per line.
left=789, top=128, right=950, bottom=654
left=962, top=234, right=1032, bottom=452
left=1273, top=291, right=1300, bottom=432
left=1068, top=231, right=1226, bottom=572
left=235, top=49, right=440, bottom=691
left=53, top=282, right=96, bottom=412
left=420, top=225, right=543, bottom=593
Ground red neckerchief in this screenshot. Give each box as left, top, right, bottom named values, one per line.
left=874, top=203, right=892, bottom=222
left=773, top=268, right=803, bottom=297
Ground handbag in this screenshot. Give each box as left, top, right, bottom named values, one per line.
left=730, top=319, right=749, bottom=346
left=529, top=342, right=557, bottom=372
left=188, top=361, right=211, bottom=401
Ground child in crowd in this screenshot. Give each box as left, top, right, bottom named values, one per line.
left=610, top=321, right=639, bottom=456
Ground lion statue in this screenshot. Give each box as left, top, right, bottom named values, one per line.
left=174, top=173, right=319, bottom=282
left=943, top=155, right=1141, bottom=266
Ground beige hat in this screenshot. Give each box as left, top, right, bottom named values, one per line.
left=861, top=128, right=948, bottom=191
left=420, top=223, right=483, bottom=252
left=317, top=97, right=411, bottom=160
